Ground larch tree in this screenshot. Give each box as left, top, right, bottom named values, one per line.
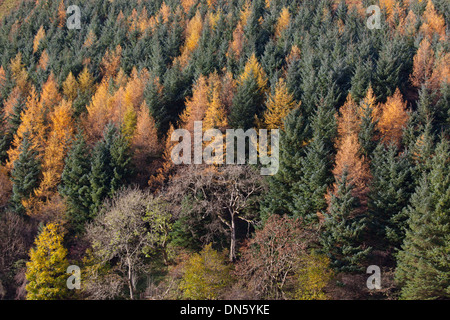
left=179, top=75, right=209, bottom=133
left=410, top=37, right=435, bottom=89
left=100, top=45, right=123, bottom=80
left=203, top=82, right=228, bottom=131
left=25, top=223, right=69, bottom=300
left=62, top=72, right=78, bottom=102
left=28, top=100, right=75, bottom=218
left=331, top=132, right=371, bottom=216
left=419, top=0, right=446, bottom=41
left=378, top=88, right=409, bottom=147
left=39, top=73, right=61, bottom=111
left=85, top=79, right=112, bottom=143
left=131, top=102, right=161, bottom=185
left=274, top=7, right=290, bottom=38
left=7, top=87, right=46, bottom=171
left=178, top=11, right=203, bottom=68
left=262, top=78, right=299, bottom=130
left=32, top=25, right=45, bottom=54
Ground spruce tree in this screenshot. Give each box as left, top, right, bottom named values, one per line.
left=260, top=108, right=309, bottom=221
left=320, top=169, right=371, bottom=272
left=89, top=124, right=132, bottom=214
left=0, top=100, right=11, bottom=165
left=368, top=143, right=415, bottom=250
left=289, top=99, right=336, bottom=224
left=395, top=139, right=450, bottom=300
left=229, top=69, right=264, bottom=130
left=10, top=133, right=40, bottom=216
left=59, top=134, right=93, bottom=233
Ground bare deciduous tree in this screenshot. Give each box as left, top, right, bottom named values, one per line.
left=166, top=164, right=265, bottom=262
left=85, top=187, right=171, bottom=299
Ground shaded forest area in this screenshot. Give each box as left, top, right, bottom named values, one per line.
left=0, top=0, right=449, bottom=300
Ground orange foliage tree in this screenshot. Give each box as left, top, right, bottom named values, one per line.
left=378, top=89, right=409, bottom=147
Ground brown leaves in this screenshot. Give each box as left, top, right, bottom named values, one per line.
left=235, top=215, right=316, bottom=300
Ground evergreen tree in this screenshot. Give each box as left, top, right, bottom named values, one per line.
left=368, top=143, right=415, bottom=250
left=89, top=124, right=132, bottom=214
left=260, top=108, right=309, bottom=221
left=10, top=133, right=40, bottom=215
left=59, top=134, right=93, bottom=233
left=25, top=223, right=70, bottom=300
left=290, top=136, right=331, bottom=224
left=0, top=100, right=11, bottom=165
left=395, top=139, right=450, bottom=300
left=229, top=69, right=264, bottom=130
left=320, top=169, right=371, bottom=272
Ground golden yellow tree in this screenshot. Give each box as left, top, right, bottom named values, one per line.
left=337, top=94, right=362, bottom=141
left=274, top=7, right=290, bottom=38
left=83, top=29, right=97, bottom=48
left=7, top=87, right=46, bottom=170
left=57, top=0, right=66, bottom=28
left=10, top=52, right=29, bottom=95
left=25, top=223, right=69, bottom=300
left=330, top=132, right=371, bottom=215
left=77, top=66, right=95, bottom=95
left=62, top=72, right=78, bottom=102
left=33, top=25, right=45, bottom=53
left=420, top=0, right=446, bottom=40
left=262, top=78, right=298, bottom=130
left=239, top=53, right=268, bottom=91
left=148, top=124, right=176, bottom=192
left=0, top=66, right=6, bottom=99
left=203, top=83, right=229, bottom=131
left=36, top=100, right=74, bottom=199
left=84, top=79, right=112, bottom=143
left=24, top=100, right=74, bottom=219
left=179, top=75, right=209, bottom=133
left=178, top=10, right=203, bottom=68
left=228, top=22, right=245, bottom=59
left=40, top=73, right=61, bottom=110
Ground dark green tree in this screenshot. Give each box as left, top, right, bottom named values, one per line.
left=59, top=133, right=93, bottom=233
left=89, top=124, right=132, bottom=214
left=10, top=133, right=41, bottom=215
left=368, top=143, right=415, bottom=250
left=395, top=139, right=450, bottom=300
left=260, top=108, right=309, bottom=221
left=229, top=69, right=265, bottom=130
left=320, top=169, right=371, bottom=272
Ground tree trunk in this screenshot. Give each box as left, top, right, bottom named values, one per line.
left=128, top=259, right=134, bottom=300
left=230, top=214, right=236, bottom=262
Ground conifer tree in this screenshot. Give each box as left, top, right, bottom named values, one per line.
left=368, top=143, right=414, bottom=250
left=89, top=124, right=132, bottom=214
left=260, top=108, right=309, bottom=221
left=59, top=134, right=93, bottom=233
left=262, top=78, right=298, bottom=130
left=320, top=169, right=371, bottom=272
left=395, top=139, right=450, bottom=299
left=229, top=68, right=265, bottom=130
left=25, top=223, right=69, bottom=300
left=10, top=133, right=40, bottom=216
